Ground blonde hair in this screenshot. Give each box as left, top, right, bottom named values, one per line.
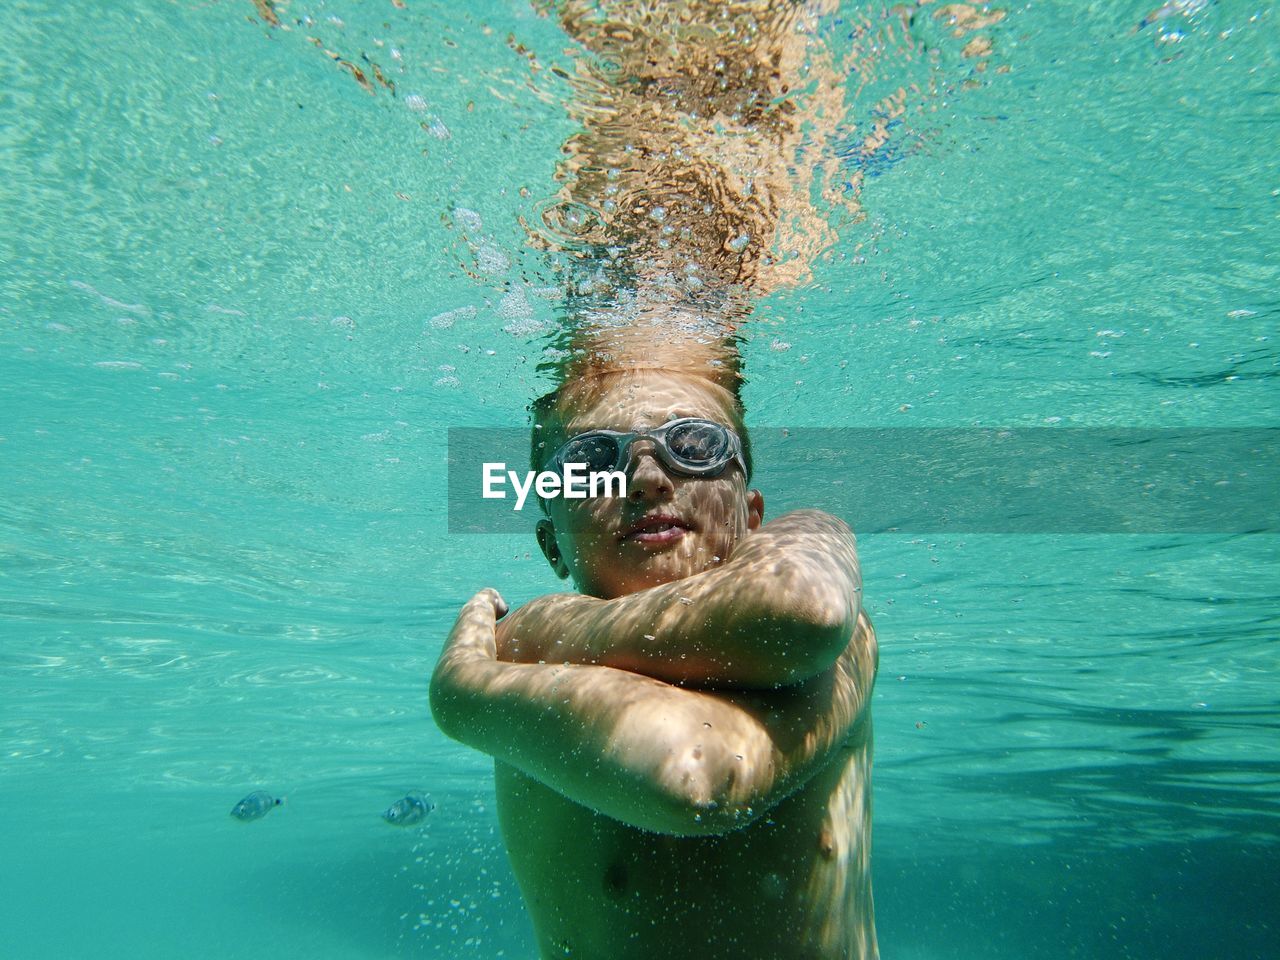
left=529, top=365, right=752, bottom=481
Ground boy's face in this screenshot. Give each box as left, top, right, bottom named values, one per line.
left=536, top=370, right=763, bottom=599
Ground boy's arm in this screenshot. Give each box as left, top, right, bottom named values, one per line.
left=430, top=589, right=877, bottom=837
left=498, top=510, right=860, bottom=688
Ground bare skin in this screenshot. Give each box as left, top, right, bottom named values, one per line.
left=430, top=370, right=878, bottom=959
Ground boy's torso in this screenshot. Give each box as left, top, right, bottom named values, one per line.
left=494, top=713, right=876, bottom=960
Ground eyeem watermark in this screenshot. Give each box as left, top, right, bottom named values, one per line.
left=449, top=426, right=1280, bottom=534
left=482, top=463, right=626, bottom=511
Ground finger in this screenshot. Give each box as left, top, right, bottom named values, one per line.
left=476, top=587, right=508, bottom=619
left=441, top=594, right=500, bottom=663
left=456, top=592, right=498, bottom=631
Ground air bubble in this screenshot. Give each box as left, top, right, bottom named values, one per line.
left=529, top=198, right=606, bottom=251
left=423, top=117, right=451, bottom=140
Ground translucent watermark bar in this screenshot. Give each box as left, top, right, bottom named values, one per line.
left=447, top=427, right=1280, bottom=534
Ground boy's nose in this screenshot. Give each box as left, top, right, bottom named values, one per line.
left=626, top=444, right=674, bottom=501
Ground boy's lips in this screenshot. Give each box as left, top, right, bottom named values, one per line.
left=620, top=513, right=692, bottom=545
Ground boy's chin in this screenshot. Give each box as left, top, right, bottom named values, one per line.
left=586, top=554, right=708, bottom=598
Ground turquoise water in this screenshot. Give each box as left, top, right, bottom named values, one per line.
left=3, top=1, right=1277, bottom=958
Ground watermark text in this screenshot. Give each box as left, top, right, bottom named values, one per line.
left=481, top=462, right=627, bottom=511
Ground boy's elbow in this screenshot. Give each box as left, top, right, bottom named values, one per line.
left=724, top=513, right=861, bottom=684
left=814, top=602, right=856, bottom=668
left=773, top=572, right=857, bottom=683
left=646, top=738, right=770, bottom=837
left=647, top=784, right=754, bottom=837
left=768, top=511, right=860, bottom=647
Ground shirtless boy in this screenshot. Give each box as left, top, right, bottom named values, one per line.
left=429, top=364, right=878, bottom=959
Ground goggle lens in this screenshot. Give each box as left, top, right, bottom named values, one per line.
left=551, top=418, right=742, bottom=479
left=664, top=420, right=728, bottom=466
left=560, top=434, right=620, bottom=473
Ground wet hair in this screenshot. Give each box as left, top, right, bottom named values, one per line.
left=529, top=369, right=753, bottom=483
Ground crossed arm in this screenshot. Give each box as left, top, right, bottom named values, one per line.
left=497, top=509, right=863, bottom=688
left=428, top=510, right=876, bottom=836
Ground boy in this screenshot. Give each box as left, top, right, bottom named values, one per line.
left=430, top=364, right=878, bottom=959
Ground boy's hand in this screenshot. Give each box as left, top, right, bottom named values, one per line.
left=438, top=588, right=508, bottom=668
left=430, top=589, right=509, bottom=740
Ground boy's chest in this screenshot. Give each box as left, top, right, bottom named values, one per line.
left=492, top=749, right=869, bottom=931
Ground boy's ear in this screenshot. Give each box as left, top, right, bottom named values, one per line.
left=536, top=519, right=571, bottom=580
left=747, top=489, right=764, bottom=531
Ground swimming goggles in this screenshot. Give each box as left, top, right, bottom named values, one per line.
left=545, top=417, right=748, bottom=480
